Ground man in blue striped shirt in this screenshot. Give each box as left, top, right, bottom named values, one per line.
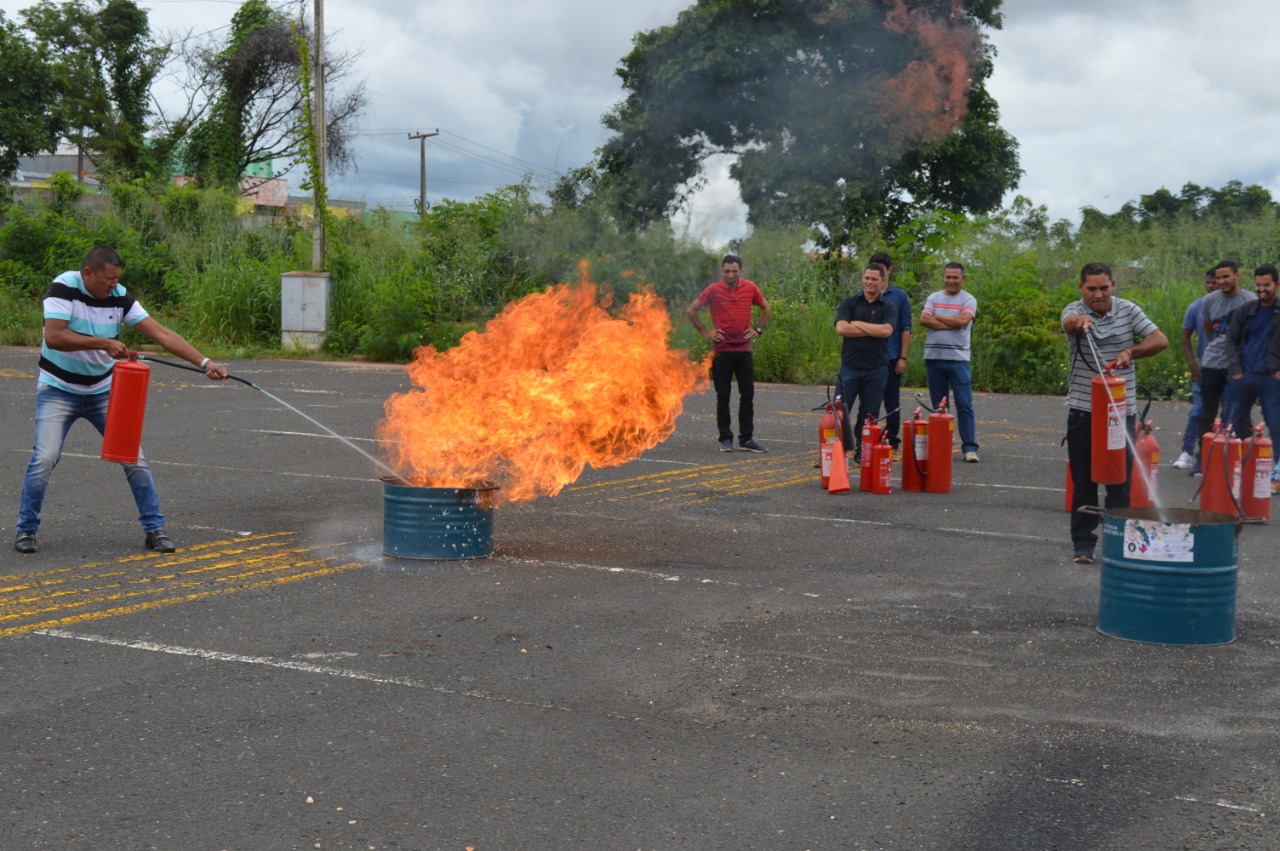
left=15, top=246, right=229, bottom=554
left=1060, top=262, right=1168, bottom=564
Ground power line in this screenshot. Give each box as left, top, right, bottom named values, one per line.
left=439, top=129, right=558, bottom=176
left=354, top=128, right=561, bottom=179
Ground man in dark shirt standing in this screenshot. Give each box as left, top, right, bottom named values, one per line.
left=869, top=252, right=912, bottom=452
left=835, top=262, right=897, bottom=460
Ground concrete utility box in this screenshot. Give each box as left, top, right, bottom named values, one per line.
left=281, top=271, right=331, bottom=349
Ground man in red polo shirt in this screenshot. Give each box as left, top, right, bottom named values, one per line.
left=686, top=254, right=772, bottom=452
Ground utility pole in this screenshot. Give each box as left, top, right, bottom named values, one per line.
left=408, top=130, right=439, bottom=215
left=311, top=0, right=327, bottom=270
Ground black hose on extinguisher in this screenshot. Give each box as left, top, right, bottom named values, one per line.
left=138, top=354, right=262, bottom=390
left=818, top=374, right=855, bottom=456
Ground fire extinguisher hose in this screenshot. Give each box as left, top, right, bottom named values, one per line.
left=136, top=354, right=261, bottom=390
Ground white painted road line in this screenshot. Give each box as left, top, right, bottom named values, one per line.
left=36, top=628, right=567, bottom=713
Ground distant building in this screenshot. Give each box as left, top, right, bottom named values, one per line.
left=6, top=144, right=102, bottom=199
left=6, top=148, right=364, bottom=219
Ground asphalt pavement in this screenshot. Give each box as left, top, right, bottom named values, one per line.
left=0, top=347, right=1277, bottom=850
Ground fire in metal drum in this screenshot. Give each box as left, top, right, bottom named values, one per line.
left=1098, top=507, right=1238, bottom=646
left=382, top=477, right=498, bottom=560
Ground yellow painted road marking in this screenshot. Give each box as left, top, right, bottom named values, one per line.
left=0, top=367, right=35, bottom=378
left=564, top=452, right=819, bottom=506
left=0, top=533, right=363, bottom=639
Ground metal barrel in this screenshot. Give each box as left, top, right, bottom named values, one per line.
left=1098, top=507, right=1238, bottom=646
left=382, top=478, right=497, bottom=560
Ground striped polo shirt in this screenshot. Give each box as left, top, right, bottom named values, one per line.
left=693, top=278, right=765, bottom=353
left=1060, top=296, right=1158, bottom=414
left=39, top=271, right=149, bottom=394
left=922, top=289, right=978, bottom=361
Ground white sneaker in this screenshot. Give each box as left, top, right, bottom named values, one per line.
left=1172, top=451, right=1195, bottom=469
left=963, top=451, right=979, bottom=463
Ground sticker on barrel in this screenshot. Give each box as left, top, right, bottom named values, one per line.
left=1123, top=519, right=1194, bottom=563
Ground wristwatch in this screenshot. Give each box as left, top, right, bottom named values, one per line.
left=754, top=326, right=764, bottom=335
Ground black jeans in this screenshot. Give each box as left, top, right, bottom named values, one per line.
left=883, top=364, right=903, bottom=448
left=1197, top=367, right=1236, bottom=448
left=1066, top=408, right=1135, bottom=552
left=711, top=350, right=754, bottom=443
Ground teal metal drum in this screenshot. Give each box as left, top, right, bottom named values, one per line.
left=382, top=478, right=498, bottom=560
left=1098, top=507, right=1238, bottom=646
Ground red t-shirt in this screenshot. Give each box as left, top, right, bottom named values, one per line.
left=694, top=279, right=765, bottom=352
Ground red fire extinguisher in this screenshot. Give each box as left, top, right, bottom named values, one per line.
left=818, top=400, right=837, bottom=490
left=1200, top=422, right=1242, bottom=516
left=902, top=407, right=927, bottom=493
left=860, top=415, right=881, bottom=493
left=101, top=354, right=151, bottom=464
left=1091, top=364, right=1127, bottom=484
left=1240, top=424, right=1272, bottom=523
left=1129, top=420, right=1160, bottom=509
left=872, top=433, right=893, bottom=495
left=925, top=397, right=953, bottom=494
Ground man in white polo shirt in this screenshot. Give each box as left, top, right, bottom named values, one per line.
left=920, top=262, right=979, bottom=462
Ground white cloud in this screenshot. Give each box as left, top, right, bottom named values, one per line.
left=989, top=0, right=1280, bottom=222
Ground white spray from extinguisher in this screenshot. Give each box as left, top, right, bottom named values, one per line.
left=140, top=354, right=405, bottom=480
left=1081, top=330, right=1168, bottom=518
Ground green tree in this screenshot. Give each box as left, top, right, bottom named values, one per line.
left=175, top=0, right=366, bottom=190
left=591, top=0, right=1020, bottom=250
left=20, top=0, right=165, bottom=179
left=0, top=11, right=63, bottom=184
left=1203, top=180, right=1274, bottom=221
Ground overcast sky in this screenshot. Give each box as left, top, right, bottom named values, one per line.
left=5, top=0, right=1279, bottom=245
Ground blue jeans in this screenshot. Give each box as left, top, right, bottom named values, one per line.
left=17, top=384, right=165, bottom=534
left=925, top=360, right=978, bottom=453
left=1180, top=382, right=1202, bottom=455
left=1226, top=372, right=1280, bottom=479
left=839, top=366, right=886, bottom=455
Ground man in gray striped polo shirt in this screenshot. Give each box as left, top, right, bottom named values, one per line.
left=1060, top=262, right=1169, bottom=564
left=14, top=246, right=229, bottom=555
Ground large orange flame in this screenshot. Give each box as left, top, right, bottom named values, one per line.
left=378, top=263, right=709, bottom=505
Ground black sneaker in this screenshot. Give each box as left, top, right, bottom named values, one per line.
left=145, top=529, right=176, bottom=553
left=719, top=439, right=734, bottom=452
left=14, top=532, right=37, bottom=554
left=739, top=439, right=767, bottom=453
